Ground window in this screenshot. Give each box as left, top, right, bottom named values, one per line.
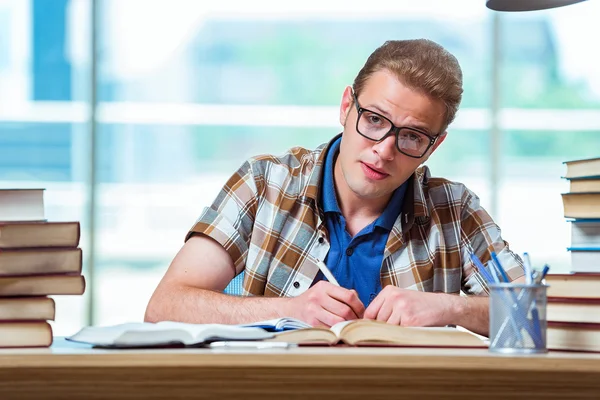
left=2, top=0, right=598, bottom=334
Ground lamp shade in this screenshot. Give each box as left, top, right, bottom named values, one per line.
left=486, top=0, right=586, bottom=11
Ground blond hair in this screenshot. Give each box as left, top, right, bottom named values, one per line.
left=352, top=39, right=463, bottom=130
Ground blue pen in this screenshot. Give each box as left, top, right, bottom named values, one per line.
left=470, top=253, right=495, bottom=284
left=539, top=264, right=550, bottom=283
left=523, top=252, right=533, bottom=284
left=491, top=252, right=511, bottom=283
left=471, top=253, right=524, bottom=345
left=490, top=252, right=544, bottom=347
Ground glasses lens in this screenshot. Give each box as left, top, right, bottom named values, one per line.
left=397, top=128, right=430, bottom=157
left=357, top=111, right=392, bottom=140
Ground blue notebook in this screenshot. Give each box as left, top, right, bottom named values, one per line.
left=240, top=318, right=312, bottom=332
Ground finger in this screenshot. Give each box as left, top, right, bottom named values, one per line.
left=364, top=293, right=384, bottom=320
left=314, top=307, right=346, bottom=328
left=387, top=308, right=402, bottom=325
left=375, top=300, right=393, bottom=323
left=320, top=292, right=361, bottom=320
left=326, top=286, right=365, bottom=318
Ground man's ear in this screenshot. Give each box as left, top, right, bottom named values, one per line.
left=339, top=86, right=354, bottom=127
left=421, top=131, right=447, bottom=163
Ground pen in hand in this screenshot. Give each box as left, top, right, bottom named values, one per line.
left=316, top=260, right=340, bottom=286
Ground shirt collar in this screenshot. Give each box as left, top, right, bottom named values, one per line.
left=321, top=136, right=342, bottom=213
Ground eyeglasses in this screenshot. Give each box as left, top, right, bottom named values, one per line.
left=352, top=91, right=440, bottom=159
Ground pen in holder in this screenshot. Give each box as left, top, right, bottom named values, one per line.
left=488, top=282, right=548, bottom=354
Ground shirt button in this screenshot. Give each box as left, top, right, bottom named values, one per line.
left=293, top=282, right=300, bottom=289
left=318, top=236, right=325, bottom=244
left=346, top=247, right=354, bottom=256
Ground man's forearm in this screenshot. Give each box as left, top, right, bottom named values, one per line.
left=448, top=295, right=489, bottom=337
left=145, top=284, right=293, bottom=324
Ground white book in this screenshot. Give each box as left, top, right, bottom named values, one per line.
left=0, top=189, right=45, bottom=222
left=570, top=219, right=600, bottom=248
left=67, top=321, right=275, bottom=347
left=568, top=249, right=600, bottom=273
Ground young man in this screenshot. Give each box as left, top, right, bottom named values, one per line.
left=145, top=39, right=524, bottom=336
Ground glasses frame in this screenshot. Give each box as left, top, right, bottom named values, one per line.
left=352, top=91, right=440, bottom=159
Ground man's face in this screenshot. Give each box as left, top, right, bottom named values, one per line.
left=337, top=69, right=447, bottom=201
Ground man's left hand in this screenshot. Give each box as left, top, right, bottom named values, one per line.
left=364, top=285, right=457, bottom=326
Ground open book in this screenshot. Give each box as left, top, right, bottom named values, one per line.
left=266, top=320, right=487, bottom=348
left=67, top=321, right=275, bottom=348
left=240, top=317, right=312, bottom=331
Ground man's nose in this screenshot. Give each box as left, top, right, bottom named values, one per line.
left=372, top=134, right=396, bottom=161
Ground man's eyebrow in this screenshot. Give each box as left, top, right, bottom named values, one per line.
left=367, top=104, right=434, bottom=133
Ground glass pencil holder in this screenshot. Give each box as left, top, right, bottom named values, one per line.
left=488, top=283, right=548, bottom=354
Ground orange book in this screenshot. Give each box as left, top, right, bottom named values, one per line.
left=0, top=321, right=53, bottom=348
left=562, top=193, right=600, bottom=219
left=545, top=273, right=600, bottom=299
left=0, top=297, right=55, bottom=321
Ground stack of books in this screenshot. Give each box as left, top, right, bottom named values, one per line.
left=561, top=156, right=600, bottom=273
left=0, top=189, right=85, bottom=348
left=544, top=157, right=600, bottom=352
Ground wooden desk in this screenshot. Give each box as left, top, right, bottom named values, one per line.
left=1, top=341, right=600, bottom=400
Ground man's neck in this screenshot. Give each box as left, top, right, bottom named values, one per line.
left=333, top=159, right=392, bottom=228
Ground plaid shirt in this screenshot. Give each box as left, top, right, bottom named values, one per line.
left=188, top=134, right=524, bottom=297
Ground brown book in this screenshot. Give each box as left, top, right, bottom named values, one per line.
left=0, top=189, right=45, bottom=222
left=562, top=193, right=600, bottom=219
left=266, top=320, right=486, bottom=348
left=563, top=157, right=600, bottom=179
left=548, top=322, right=600, bottom=352
left=0, top=297, right=55, bottom=321
left=0, top=221, right=80, bottom=249
left=570, top=178, right=600, bottom=193
left=0, top=274, right=85, bottom=297
left=547, top=298, right=600, bottom=324
left=545, top=273, right=600, bottom=299
left=0, top=321, right=52, bottom=348
left=0, top=248, right=82, bottom=277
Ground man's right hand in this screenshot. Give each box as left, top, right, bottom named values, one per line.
left=285, top=281, right=365, bottom=327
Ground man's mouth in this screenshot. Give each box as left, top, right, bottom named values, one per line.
left=361, top=162, right=389, bottom=180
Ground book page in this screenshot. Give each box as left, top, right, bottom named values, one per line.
left=329, top=320, right=486, bottom=347
left=330, top=320, right=355, bottom=338
left=68, top=322, right=161, bottom=346
left=68, top=321, right=274, bottom=347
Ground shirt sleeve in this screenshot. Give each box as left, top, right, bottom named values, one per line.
left=459, top=190, right=525, bottom=296
left=186, top=160, right=262, bottom=275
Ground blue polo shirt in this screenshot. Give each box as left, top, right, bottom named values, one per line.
left=314, top=137, right=407, bottom=306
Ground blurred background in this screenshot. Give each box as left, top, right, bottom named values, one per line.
left=1, top=0, right=599, bottom=335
